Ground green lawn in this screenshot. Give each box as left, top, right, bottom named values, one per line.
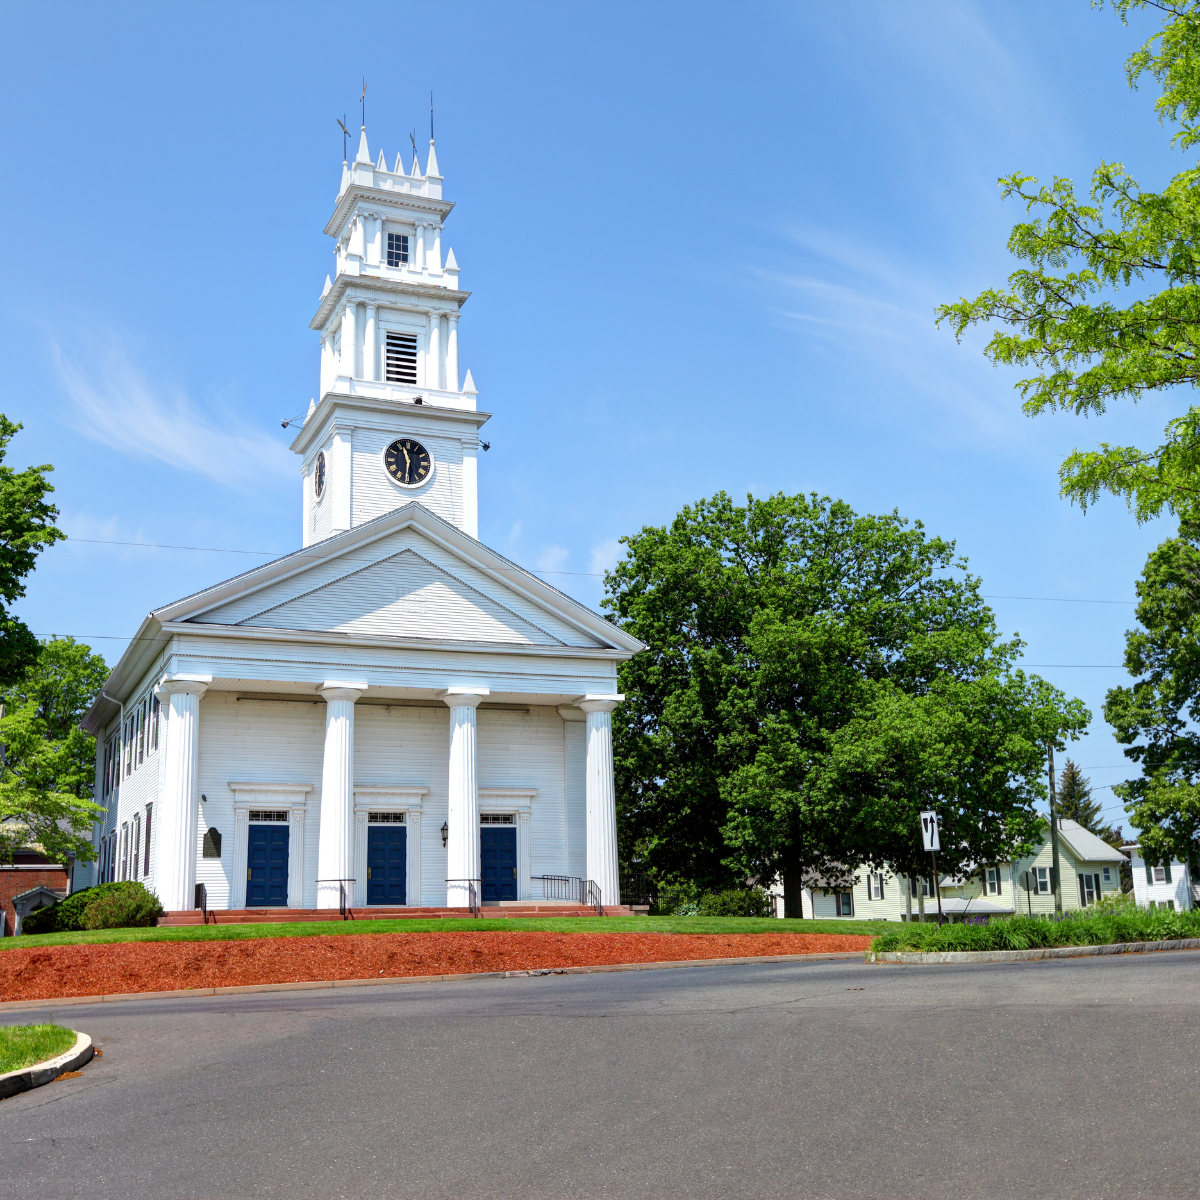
left=0, top=1024, right=77, bottom=1074
left=2, top=914, right=884, bottom=950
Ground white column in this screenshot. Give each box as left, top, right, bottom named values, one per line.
left=460, top=437, right=478, bottom=538
left=442, top=688, right=488, bottom=907
left=364, top=303, right=377, bottom=382
left=340, top=302, right=357, bottom=379
left=578, top=695, right=623, bottom=911
left=446, top=313, right=460, bottom=393
left=316, top=682, right=367, bottom=909
left=152, top=676, right=210, bottom=911
left=330, top=425, right=352, bottom=533
left=369, top=214, right=383, bottom=266
left=429, top=224, right=442, bottom=273
left=320, top=332, right=334, bottom=395
left=415, top=223, right=426, bottom=271
left=427, top=314, right=441, bottom=391
left=517, top=810, right=532, bottom=900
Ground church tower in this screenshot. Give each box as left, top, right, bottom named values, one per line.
left=290, top=126, right=489, bottom=547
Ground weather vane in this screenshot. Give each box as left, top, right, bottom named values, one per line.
left=337, top=115, right=350, bottom=160
left=430, top=91, right=434, bottom=140
left=361, top=79, right=367, bottom=128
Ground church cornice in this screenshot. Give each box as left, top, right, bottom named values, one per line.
left=289, top=393, right=491, bottom=457
left=310, top=274, right=470, bottom=331
left=324, top=185, right=454, bottom=238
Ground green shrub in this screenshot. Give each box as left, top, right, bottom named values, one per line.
left=696, top=887, right=774, bottom=918
left=871, top=906, right=1200, bottom=953
left=80, top=884, right=164, bottom=930
left=20, top=882, right=164, bottom=934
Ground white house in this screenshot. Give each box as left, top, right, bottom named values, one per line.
left=1126, top=844, right=1196, bottom=911
left=782, top=818, right=1128, bottom=921
left=80, top=128, right=644, bottom=915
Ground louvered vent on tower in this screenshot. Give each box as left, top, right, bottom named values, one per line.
left=385, top=332, right=418, bottom=384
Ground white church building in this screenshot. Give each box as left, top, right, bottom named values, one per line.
left=81, top=127, right=643, bottom=916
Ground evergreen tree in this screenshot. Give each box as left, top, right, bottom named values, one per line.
left=1057, top=760, right=1102, bottom=828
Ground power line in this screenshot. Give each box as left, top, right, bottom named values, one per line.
left=60, top=539, right=1143, bottom=599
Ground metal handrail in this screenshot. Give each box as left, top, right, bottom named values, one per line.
left=316, top=878, right=356, bottom=921
left=195, top=882, right=208, bottom=924
left=583, top=880, right=602, bottom=917
left=446, top=878, right=481, bottom=918
left=533, top=874, right=584, bottom=902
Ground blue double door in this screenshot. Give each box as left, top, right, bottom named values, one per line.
left=481, top=827, right=517, bottom=903
left=247, top=824, right=289, bottom=906
left=367, top=824, right=407, bottom=906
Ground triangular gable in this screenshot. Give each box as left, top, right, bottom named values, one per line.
left=189, top=523, right=606, bottom=648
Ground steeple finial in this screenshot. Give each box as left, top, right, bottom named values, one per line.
left=426, top=139, right=440, bottom=179
left=355, top=125, right=370, bottom=164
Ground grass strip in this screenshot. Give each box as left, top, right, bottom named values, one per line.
left=2, top=914, right=881, bottom=950
left=871, top=908, right=1200, bottom=954
left=0, top=1024, right=77, bottom=1074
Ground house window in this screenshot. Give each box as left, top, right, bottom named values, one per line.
left=1102, top=866, right=1111, bottom=883
left=986, top=867, right=1001, bottom=895
left=869, top=873, right=884, bottom=900
left=385, top=331, right=418, bottom=384
left=480, top=813, right=515, bottom=825
left=150, top=696, right=160, bottom=752
left=1149, top=863, right=1172, bottom=885
left=1078, top=873, right=1097, bottom=906
left=144, top=805, right=153, bottom=877
left=131, top=814, right=141, bottom=881
left=120, top=823, right=129, bottom=881
left=368, top=812, right=405, bottom=824
left=919, top=876, right=932, bottom=897
left=835, top=892, right=854, bottom=917
left=1034, top=866, right=1050, bottom=894
left=387, top=232, right=409, bottom=267
left=248, top=810, right=289, bottom=823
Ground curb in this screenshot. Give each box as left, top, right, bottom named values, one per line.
left=0, top=1031, right=94, bottom=1099
left=865, top=937, right=1200, bottom=964
left=0, top=950, right=865, bottom=1012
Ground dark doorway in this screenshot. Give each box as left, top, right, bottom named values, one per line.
left=481, top=826, right=517, bottom=902
left=367, top=824, right=407, bottom=905
left=247, top=824, right=289, bottom=906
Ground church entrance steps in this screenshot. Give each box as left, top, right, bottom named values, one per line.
left=158, top=904, right=633, bottom=926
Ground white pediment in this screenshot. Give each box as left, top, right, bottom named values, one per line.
left=182, top=518, right=608, bottom=649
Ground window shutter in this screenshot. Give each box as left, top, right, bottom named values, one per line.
left=144, top=806, right=152, bottom=877
left=1165, top=862, right=1173, bottom=884
left=1146, top=863, right=1154, bottom=886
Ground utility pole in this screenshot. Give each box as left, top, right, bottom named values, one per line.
left=1047, top=742, right=1063, bottom=917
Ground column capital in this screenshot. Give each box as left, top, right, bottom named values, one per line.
left=320, top=679, right=368, bottom=702
left=440, top=687, right=489, bottom=709
left=576, top=693, right=624, bottom=715
left=155, top=674, right=211, bottom=700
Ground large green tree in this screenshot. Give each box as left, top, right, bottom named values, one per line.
left=603, top=492, right=1088, bottom=915
left=937, top=2, right=1200, bottom=523
left=0, top=637, right=108, bottom=865
left=1104, top=520, right=1200, bottom=868
left=0, top=416, right=64, bottom=685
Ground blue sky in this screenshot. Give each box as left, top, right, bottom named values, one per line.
left=0, top=1, right=1182, bottom=832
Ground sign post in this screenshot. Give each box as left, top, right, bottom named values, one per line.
left=920, top=810, right=944, bottom=924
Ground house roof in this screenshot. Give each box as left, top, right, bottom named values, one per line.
left=1055, top=819, right=1128, bottom=864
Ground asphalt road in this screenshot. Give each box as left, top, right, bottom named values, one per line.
left=1, top=950, right=1198, bottom=1200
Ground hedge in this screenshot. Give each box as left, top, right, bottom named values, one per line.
left=21, top=882, right=164, bottom=934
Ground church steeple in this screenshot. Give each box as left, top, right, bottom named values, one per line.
left=290, top=125, right=489, bottom=549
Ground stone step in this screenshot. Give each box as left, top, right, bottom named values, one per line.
left=158, top=904, right=631, bottom=927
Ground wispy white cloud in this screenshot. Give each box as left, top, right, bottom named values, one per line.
left=588, top=538, right=624, bottom=577
left=53, top=342, right=293, bottom=491
left=535, top=544, right=569, bottom=574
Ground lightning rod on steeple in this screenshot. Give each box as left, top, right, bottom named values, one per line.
left=337, top=116, right=350, bottom=161
left=361, top=79, right=367, bottom=129
left=430, top=92, right=434, bottom=140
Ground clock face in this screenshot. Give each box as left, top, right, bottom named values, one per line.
left=384, top=438, right=432, bottom=487
left=314, top=451, right=326, bottom=499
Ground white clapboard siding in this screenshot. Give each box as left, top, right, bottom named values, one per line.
left=477, top=707, right=568, bottom=881
left=354, top=703, right=450, bottom=906
left=352, top=425, right=462, bottom=531
left=192, top=525, right=605, bottom=649
left=196, top=693, right=327, bottom=909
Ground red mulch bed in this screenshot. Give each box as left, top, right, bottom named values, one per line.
left=0, top=931, right=870, bottom=1002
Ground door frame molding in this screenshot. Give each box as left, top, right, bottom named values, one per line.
left=352, top=785, right=428, bottom=907
left=228, top=783, right=313, bottom=909
left=480, top=787, right=537, bottom=901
